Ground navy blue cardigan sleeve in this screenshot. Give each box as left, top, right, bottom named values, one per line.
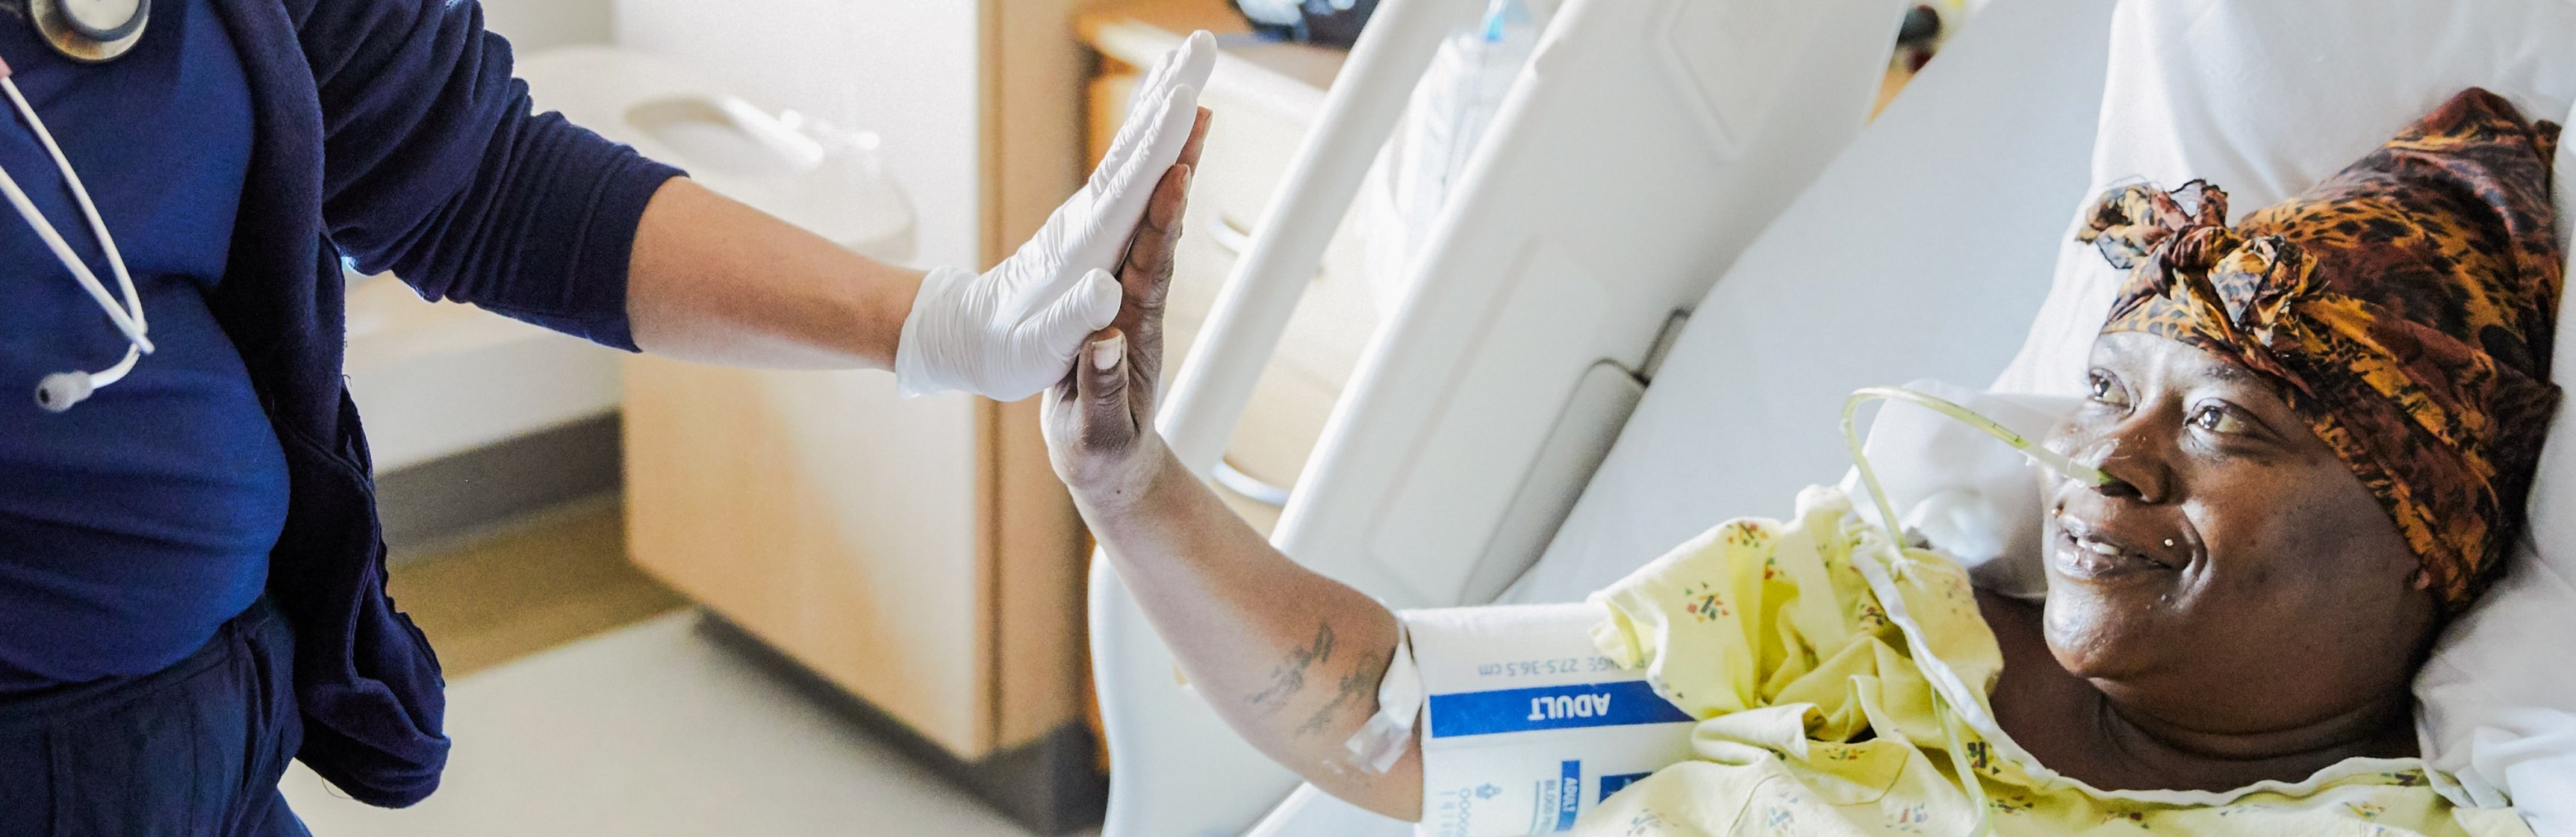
left=289, top=0, right=683, bottom=351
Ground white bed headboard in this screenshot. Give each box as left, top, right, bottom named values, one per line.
left=1503, top=0, right=2117, bottom=605
left=1277, top=0, right=1911, bottom=614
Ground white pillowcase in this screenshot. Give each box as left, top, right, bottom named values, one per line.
left=1983, top=0, right=2576, bottom=827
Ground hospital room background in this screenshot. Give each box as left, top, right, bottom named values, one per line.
left=302, top=0, right=2576, bottom=835
left=317, top=0, right=1638, bottom=832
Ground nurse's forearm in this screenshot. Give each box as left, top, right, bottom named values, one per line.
left=1083, top=450, right=1424, bottom=821
left=624, top=178, right=921, bottom=369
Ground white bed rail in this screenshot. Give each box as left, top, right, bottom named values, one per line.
left=1092, top=2, right=1485, bottom=834
left=1276, top=0, right=1909, bottom=625
left=1156, top=0, right=1483, bottom=473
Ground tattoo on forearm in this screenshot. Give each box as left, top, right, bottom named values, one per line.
left=1295, top=648, right=1387, bottom=738
left=1247, top=623, right=1337, bottom=712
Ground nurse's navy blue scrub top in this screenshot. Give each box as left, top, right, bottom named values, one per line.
left=0, top=0, right=286, bottom=691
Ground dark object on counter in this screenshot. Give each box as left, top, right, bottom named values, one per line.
left=1233, top=0, right=1380, bottom=49
left=1897, top=4, right=1943, bottom=46
left=1894, top=4, right=1943, bottom=72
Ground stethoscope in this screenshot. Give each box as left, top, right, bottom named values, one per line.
left=6, top=0, right=151, bottom=411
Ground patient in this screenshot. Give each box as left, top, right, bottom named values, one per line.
left=1049, top=89, right=2562, bottom=833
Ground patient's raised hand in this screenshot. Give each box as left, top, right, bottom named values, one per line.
left=1044, top=109, right=1207, bottom=515
left=1040, top=111, right=1419, bottom=821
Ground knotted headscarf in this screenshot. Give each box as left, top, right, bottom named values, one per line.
left=2076, top=88, right=2564, bottom=610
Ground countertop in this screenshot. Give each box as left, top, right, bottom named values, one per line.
left=1079, top=0, right=1348, bottom=116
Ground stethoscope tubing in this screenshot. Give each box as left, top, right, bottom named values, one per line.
left=0, top=75, right=147, bottom=354
left=0, top=4, right=155, bottom=410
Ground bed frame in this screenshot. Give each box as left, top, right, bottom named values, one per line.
left=1089, top=0, right=1910, bottom=832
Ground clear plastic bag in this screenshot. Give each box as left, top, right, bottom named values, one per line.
left=1359, top=0, right=1560, bottom=313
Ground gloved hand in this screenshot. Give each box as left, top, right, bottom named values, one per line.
left=894, top=31, right=1219, bottom=400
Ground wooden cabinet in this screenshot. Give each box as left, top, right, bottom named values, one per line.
left=621, top=1, right=1106, bottom=832
left=624, top=365, right=995, bottom=748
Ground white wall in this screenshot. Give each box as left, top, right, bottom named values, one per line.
left=614, top=0, right=984, bottom=270
left=479, top=0, right=615, bottom=52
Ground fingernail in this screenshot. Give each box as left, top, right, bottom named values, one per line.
left=1094, top=333, right=1126, bottom=371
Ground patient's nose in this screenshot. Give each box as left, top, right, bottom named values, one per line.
left=2082, top=438, right=2162, bottom=502
left=2092, top=473, right=2143, bottom=500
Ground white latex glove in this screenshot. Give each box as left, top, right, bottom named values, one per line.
left=894, top=31, right=1218, bottom=400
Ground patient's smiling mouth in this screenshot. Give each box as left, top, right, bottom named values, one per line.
left=2050, top=514, right=2177, bottom=580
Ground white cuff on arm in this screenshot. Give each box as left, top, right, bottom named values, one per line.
left=1376, top=603, right=1697, bottom=836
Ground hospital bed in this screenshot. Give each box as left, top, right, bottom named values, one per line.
left=1088, top=0, right=2575, bottom=834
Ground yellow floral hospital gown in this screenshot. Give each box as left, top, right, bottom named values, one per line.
left=1575, top=486, right=2530, bottom=836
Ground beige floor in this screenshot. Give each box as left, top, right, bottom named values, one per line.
left=281, top=612, right=1062, bottom=837
left=386, top=495, right=689, bottom=677
left=284, top=500, right=1069, bottom=837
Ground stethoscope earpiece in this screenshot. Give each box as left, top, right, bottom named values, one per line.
left=35, top=372, right=93, bottom=413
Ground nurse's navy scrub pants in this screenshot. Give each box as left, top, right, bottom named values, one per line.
left=0, top=599, right=312, bottom=836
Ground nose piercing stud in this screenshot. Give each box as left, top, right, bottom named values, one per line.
left=2162, top=539, right=2175, bottom=547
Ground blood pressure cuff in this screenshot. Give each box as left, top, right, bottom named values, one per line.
left=1385, top=603, right=1696, bottom=836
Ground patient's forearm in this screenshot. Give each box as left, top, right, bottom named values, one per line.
left=1082, top=451, right=1424, bottom=820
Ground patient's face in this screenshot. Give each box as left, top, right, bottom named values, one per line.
left=2035, top=333, right=2437, bottom=732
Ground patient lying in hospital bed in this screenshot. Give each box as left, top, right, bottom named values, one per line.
left=1048, top=89, right=2563, bottom=835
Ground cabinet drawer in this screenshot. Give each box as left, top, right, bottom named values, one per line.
left=622, top=358, right=989, bottom=756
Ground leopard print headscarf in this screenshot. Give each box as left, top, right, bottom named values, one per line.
left=2076, top=88, right=2563, bottom=611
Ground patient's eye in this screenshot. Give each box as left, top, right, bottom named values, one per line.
left=2189, top=404, right=2249, bottom=435
left=2086, top=371, right=2129, bottom=407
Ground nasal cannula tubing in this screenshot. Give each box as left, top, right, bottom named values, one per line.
left=1841, top=385, right=2117, bottom=535
left=1836, top=385, right=2119, bottom=837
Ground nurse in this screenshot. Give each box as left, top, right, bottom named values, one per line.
left=0, top=1, right=1213, bottom=833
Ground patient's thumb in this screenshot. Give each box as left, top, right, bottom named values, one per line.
left=1078, top=329, right=1133, bottom=440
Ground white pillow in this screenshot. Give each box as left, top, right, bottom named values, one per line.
left=1994, top=0, right=2576, bottom=398
left=1985, top=0, right=2576, bottom=827
left=2418, top=101, right=2576, bottom=828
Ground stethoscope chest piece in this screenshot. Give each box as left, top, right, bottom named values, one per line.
left=29, top=0, right=149, bottom=63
